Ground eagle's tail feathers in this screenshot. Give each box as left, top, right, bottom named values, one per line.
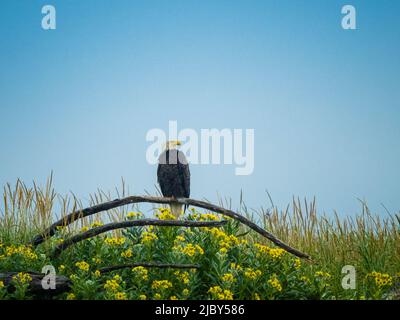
left=170, top=203, right=183, bottom=218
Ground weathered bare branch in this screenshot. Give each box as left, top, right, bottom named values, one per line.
left=0, top=272, right=71, bottom=296
left=51, top=219, right=227, bottom=258
left=32, top=195, right=311, bottom=259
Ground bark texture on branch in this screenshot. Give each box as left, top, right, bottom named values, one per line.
left=50, top=219, right=228, bottom=258
left=31, top=195, right=311, bottom=259
left=0, top=272, right=71, bottom=297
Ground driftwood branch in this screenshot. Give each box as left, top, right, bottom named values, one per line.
left=0, top=264, right=198, bottom=297
left=0, top=272, right=71, bottom=296
left=32, top=195, right=311, bottom=259
left=99, top=263, right=200, bottom=274
left=51, top=219, right=228, bottom=258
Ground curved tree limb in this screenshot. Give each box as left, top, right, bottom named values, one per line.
left=51, top=219, right=228, bottom=258
left=0, top=272, right=71, bottom=296
left=98, top=263, right=200, bottom=274
left=32, top=195, right=311, bottom=260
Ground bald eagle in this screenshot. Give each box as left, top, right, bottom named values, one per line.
left=157, top=140, right=190, bottom=218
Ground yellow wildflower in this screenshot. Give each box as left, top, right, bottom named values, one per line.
left=141, top=232, right=158, bottom=244
left=151, top=280, right=173, bottom=290
left=80, top=226, right=89, bottom=232
left=182, top=289, right=190, bottom=296
left=156, top=208, right=176, bottom=220
left=221, top=273, right=236, bottom=283
left=94, top=270, right=101, bottom=277
left=366, top=272, right=393, bottom=288
left=113, top=274, right=122, bottom=282
left=268, top=276, right=282, bottom=292
left=75, top=261, right=90, bottom=272
left=170, top=296, right=178, bottom=300
left=12, top=272, right=32, bottom=284
left=127, top=212, right=143, bottom=219
left=208, top=286, right=234, bottom=300
left=207, top=228, right=239, bottom=250
left=244, top=268, right=262, bottom=280
left=230, top=263, right=242, bottom=271
left=132, top=266, right=149, bottom=281
left=0, top=281, right=4, bottom=289
left=294, top=258, right=301, bottom=270
left=90, top=221, right=104, bottom=228
left=121, top=248, right=133, bottom=258
left=104, top=279, right=120, bottom=291
left=66, top=293, right=76, bottom=300
left=315, top=271, right=331, bottom=279
left=115, top=292, right=127, bottom=300
left=5, top=245, right=38, bottom=260
left=139, top=294, right=147, bottom=300
left=269, top=248, right=286, bottom=259
left=199, top=213, right=220, bottom=221
left=59, top=265, right=66, bottom=272
left=104, top=237, right=126, bottom=246
left=175, top=243, right=204, bottom=257
left=92, top=257, right=102, bottom=264
left=154, top=293, right=162, bottom=300
left=175, top=235, right=185, bottom=243
left=255, top=243, right=285, bottom=259
left=174, top=271, right=190, bottom=285
left=208, top=286, right=222, bottom=295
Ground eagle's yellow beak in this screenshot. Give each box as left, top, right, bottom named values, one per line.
left=166, top=140, right=182, bottom=150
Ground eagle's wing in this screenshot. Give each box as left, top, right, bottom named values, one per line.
left=157, top=150, right=168, bottom=196
left=177, top=150, right=190, bottom=198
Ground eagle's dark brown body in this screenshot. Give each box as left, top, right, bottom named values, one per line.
left=157, top=149, right=190, bottom=199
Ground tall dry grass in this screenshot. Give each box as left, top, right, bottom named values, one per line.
left=1, top=177, right=399, bottom=281
left=0, top=176, right=140, bottom=244
left=254, top=197, right=400, bottom=278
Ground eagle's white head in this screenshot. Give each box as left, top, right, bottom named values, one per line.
left=165, top=140, right=182, bottom=150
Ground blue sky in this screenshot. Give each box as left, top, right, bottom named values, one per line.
left=0, top=0, right=399, bottom=217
